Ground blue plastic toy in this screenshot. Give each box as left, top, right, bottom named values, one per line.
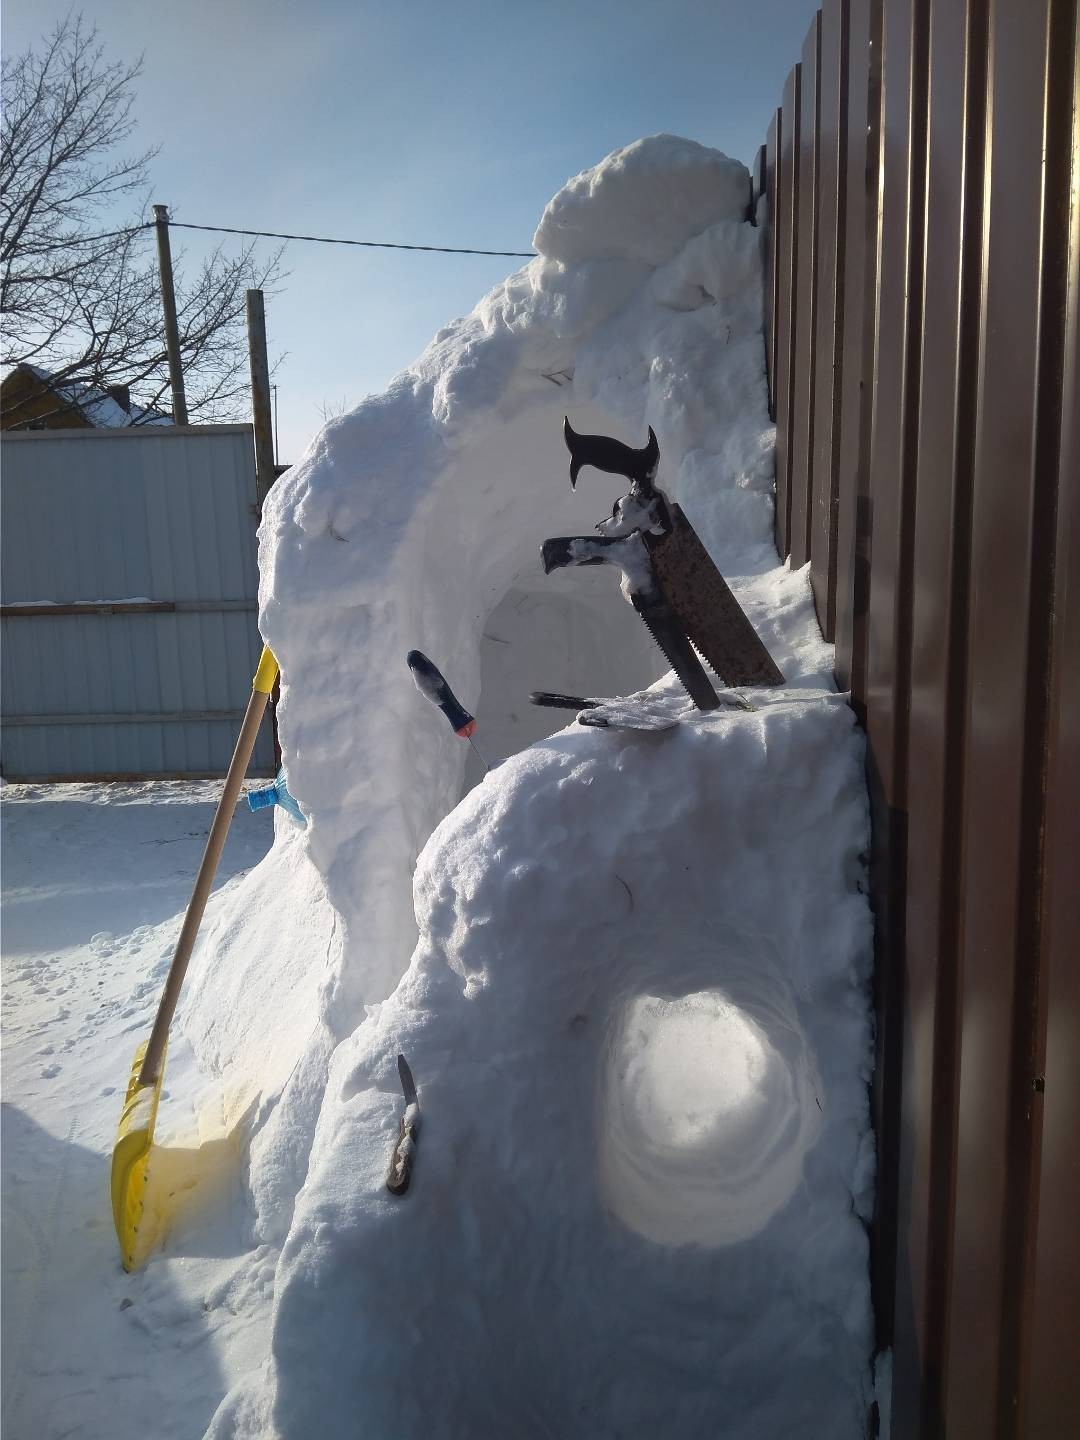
left=248, top=768, right=305, bottom=825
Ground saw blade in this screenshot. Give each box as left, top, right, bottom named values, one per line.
left=630, top=592, right=721, bottom=711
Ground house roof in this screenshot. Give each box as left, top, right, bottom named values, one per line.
left=8, top=364, right=173, bottom=428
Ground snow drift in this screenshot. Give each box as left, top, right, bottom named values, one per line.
left=178, top=134, right=875, bottom=1436
left=218, top=688, right=874, bottom=1438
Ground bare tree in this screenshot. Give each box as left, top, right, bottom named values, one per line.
left=316, top=394, right=353, bottom=424
left=1, top=13, right=283, bottom=427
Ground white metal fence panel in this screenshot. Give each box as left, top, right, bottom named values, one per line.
left=1, top=426, right=275, bottom=779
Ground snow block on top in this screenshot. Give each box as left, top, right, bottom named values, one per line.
left=533, top=134, right=751, bottom=267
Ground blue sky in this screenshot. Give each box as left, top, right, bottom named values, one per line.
left=4, top=1, right=819, bottom=459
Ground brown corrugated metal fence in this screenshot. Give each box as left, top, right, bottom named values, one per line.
left=757, top=1, right=1079, bottom=1434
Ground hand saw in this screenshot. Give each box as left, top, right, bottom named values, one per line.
left=541, top=420, right=784, bottom=707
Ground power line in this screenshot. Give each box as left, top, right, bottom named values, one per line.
left=21, top=218, right=536, bottom=259
left=19, top=223, right=153, bottom=252
left=166, top=220, right=536, bottom=258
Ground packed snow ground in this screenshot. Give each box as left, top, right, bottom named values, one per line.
left=2, top=134, right=877, bottom=1437
left=1, top=784, right=275, bottom=1440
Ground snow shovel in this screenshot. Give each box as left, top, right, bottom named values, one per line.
left=110, top=644, right=279, bottom=1271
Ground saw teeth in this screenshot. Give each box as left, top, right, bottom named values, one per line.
left=631, top=600, right=721, bottom=711
left=640, top=617, right=698, bottom=704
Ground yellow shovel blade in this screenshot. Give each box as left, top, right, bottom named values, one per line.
left=110, top=1040, right=166, bottom=1272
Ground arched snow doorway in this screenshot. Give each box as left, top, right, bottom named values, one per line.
left=432, top=400, right=668, bottom=794
left=463, top=562, right=667, bottom=790
left=415, top=401, right=673, bottom=798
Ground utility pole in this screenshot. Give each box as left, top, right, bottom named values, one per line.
left=152, top=205, right=188, bottom=425
left=245, top=289, right=276, bottom=509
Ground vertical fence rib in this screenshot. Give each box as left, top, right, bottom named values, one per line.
left=834, top=0, right=883, bottom=709
left=1026, top=13, right=1080, bottom=1426
left=809, top=0, right=851, bottom=638
left=775, top=64, right=803, bottom=559
left=765, top=109, right=781, bottom=421
left=943, top=0, right=1062, bottom=1431
left=1004, top=0, right=1078, bottom=1428
left=862, top=0, right=930, bottom=1383
left=789, top=14, right=823, bottom=567
left=892, top=0, right=989, bottom=1429
left=752, top=143, right=766, bottom=214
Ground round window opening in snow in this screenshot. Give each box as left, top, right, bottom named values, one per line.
left=597, top=987, right=824, bottom=1248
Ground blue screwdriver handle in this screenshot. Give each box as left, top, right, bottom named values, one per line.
left=406, top=650, right=476, bottom=738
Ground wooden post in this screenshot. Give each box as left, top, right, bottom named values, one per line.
left=245, top=289, right=275, bottom=509
left=245, top=288, right=281, bottom=760
left=152, top=205, right=188, bottom=425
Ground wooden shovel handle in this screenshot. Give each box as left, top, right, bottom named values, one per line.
left=137, top=646, right=279, bottom=1087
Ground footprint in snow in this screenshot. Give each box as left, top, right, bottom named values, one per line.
left=40, top=1063, right=61, bottom=1079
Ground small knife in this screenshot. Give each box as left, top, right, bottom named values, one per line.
left=386, top=1054, right=421, bottom=1196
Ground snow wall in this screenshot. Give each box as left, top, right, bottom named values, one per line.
left=183, top=136, right=876, bottom=1437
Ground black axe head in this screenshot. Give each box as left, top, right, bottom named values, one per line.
left=563, top=416, right=660, bottom=490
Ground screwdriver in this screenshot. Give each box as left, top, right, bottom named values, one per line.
left=406, top=650, right=489, bottom=772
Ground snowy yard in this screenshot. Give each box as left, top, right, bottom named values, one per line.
left=1, top=782, right=274, bottom=1440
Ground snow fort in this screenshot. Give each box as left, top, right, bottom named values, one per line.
left=184, top=135, right=877, bottom=1437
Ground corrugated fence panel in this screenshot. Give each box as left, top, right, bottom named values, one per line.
left=0, top=427, right=274, bottom=779
left=765, top=1, right=1080, bottom=1431
left=1, top=427, right=259, bottom=600
left=808, top=0, right=850, bottom=639
left=774, top=62, right=802, bottom=558
left=789, top=13, right=822, bottom=567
